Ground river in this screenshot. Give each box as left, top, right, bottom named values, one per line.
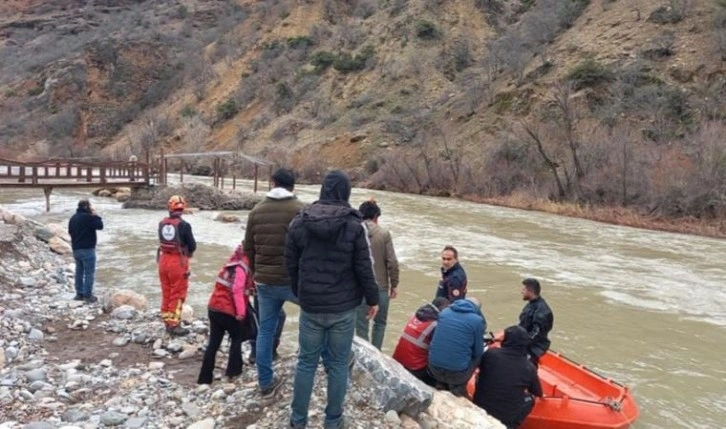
left=1, top=179, right=725, bottom=429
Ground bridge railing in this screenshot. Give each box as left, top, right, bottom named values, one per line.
left=0, top=158, right=158, bottom=186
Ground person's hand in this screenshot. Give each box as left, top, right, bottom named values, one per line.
left=91, top=207, right=97, bottom=216
left=389, top=288, right=398, bottom=299
left=235, top=315, right=244, bottom=321
left=366, top=305, right=379, bottom=320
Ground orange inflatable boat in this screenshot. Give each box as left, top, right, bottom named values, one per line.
left=467, top=350, right=640, bottom=429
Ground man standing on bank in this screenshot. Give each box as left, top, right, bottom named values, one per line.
left=157, top=195, right=196, bottom=336
left=286, top=170, right=379, bottom=429
left=435, top=245, right=467, bottom=302
left=243, top=168, right=304, bottom=396
left=355, top=199, right=399, bottom=350
left=68, top=199, right=104, bottom=304
left=518, top=278, right=554, bottom=366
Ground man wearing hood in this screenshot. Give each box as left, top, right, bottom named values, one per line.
left=393, top=297, right=450, bottom=386
left=355, top=199, right=400, bottom=350
left=474, top=325, right=542, bottom=429
left=244, top=168, right=304, bottom=396
left=286, top=170, right=379, bottom=429
left=428, top=297, right=485, bottom=396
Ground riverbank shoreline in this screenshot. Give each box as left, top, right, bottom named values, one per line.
left=462, top=194, right=726, bottom=239
left=0, top=207, right=504, bottom=429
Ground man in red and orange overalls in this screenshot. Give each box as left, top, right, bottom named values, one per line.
left=158, top=195, right=196, bottom=336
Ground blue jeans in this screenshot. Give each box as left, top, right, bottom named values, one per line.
left=291, top=309, right=356, bottom=428
left=256, top=284, right=298, bottom=389
left=355, top=289, right=390, bottom=350
left=73, top=248, right=96, bottom=297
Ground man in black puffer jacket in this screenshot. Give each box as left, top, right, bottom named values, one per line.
left=286, top=170, right=379, bottom=429
left=474, top=326, right=543, bottom=429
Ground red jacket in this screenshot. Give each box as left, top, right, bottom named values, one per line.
left=393, top=308, right=439, bottom=371
left=208, top=250, right=253, bottom=318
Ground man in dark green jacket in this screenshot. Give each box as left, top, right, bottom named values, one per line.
left=244, top=168, right=304, bottom=397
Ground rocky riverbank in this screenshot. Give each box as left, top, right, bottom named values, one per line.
left=0, top=207, right=503, bottom=429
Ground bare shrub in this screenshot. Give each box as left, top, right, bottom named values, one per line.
left=352, top=0, right=378, bottom=18
left=128, top=114, right=171, bottom=153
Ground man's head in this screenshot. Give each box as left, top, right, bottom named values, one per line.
left=168, top=195, right=187, bottom=213
left=441, top=245, right=458, bottom=270
left=501, top=325, right=530, bottom=351
left=272, top=168, right=295, bottom=191
left=431, top=297, right=450, bottom=311
left=319, top=170, right=351, bottom=203
left=359, top=199, right=381, bottom=221
left=78, top=199, right=91, bottom=212
left=521, top=278, right=541, bottom=301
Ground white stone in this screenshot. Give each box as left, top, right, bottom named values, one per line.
left=187, top=417, right=215, bottom=429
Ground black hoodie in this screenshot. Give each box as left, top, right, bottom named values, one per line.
left=285, top=171, right=379, bottom=313
left=473, top=326, right=542, bottom=427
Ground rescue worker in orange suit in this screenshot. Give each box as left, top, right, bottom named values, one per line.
left=392, top=297, right=450, bottom=386
left=158, top=195, right=197, bottom=336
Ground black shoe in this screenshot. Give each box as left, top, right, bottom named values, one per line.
left=166, top=325, right=190, bottom=336
left=83, top=295, right=98, bottom=304
left=260, top=377, right=282, bottom=398
left=73, top=294, right=84, bottom=301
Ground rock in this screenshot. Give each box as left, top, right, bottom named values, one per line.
left=6, top=346, right=19, bottom=360
left=111, top=305, right=137, bottom=320
left=385, top=410, right=402, bottom=425
left=153, top=349, right=168, bottom=358
left=23, top=423, right=56, bottom=429
left=100, top=411, right=128, bottom=426
left=124, top=417, right=147, bottom=429
left=181, top=402, right=201, bottom=418
left=210, top=389, right=226, bottom=401
left=425, top=391, right=505, bottom=428
left=98, top=190, right=112, bottom=197
left=103, top=290, right=148, bottom=312
left=178, top=349, right=196, bottom=360
left=18, top=277, right=37, bottom=288
left=62, top=409, right=89, bottom=423
left=213, top=213, right=241, bottom=223
left=100, top=359, right=113, bottom=367
left=24, top=368, right=47, bottom=383
left=112, top=337, right=130, bottom=347
left=181, top=304, right=194, bottom=322
left=1, top=209, right=26, bottom=225
left=34, top=227, right=55, bottom=243
left=122, top=183, right=263, bottom=211
left=187, top=418, right=215, bottom=429
left=28, top=380, right=51, bottom=393
left=400, top=414, right=421, bottom=428
left=49, top=237, right=72, bottom=255
left=166, top=341, right=184, bottom=353
left=28, top=328, right=44, bottom=341
left=47, top=223, right=71, bottom=242
left=351, top=337, right=433, bottom=416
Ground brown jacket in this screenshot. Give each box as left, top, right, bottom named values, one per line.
left=364, top=219, right=399, bottom=291
left=243, top=188, right=304, bottom=285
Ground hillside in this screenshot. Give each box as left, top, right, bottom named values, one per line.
left=0, top=0, right=724, bottom=225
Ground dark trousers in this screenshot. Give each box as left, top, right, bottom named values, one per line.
left=505, top=394, right=536, bottom=429
left=408, top=367, right=437, bottom=387
left=249, top=296, right=285, bottom=357
left=429, top=357, right=480, bottom=397
left=198, top=310, right=244, bottom=384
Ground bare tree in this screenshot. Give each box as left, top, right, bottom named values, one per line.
left=550, top=82, right=585, bottom=196
left=520, top=121, right=567, bottom=199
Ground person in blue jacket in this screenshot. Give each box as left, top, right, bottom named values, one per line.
left=428, top=296, right=486, bottom=396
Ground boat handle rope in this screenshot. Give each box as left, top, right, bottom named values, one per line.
left=542, top=395, right=624, bottom=412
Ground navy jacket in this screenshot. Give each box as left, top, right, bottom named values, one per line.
left=435, top=262, right=467, bottom=301
left=428, top=299, right=486, bottom=372
left=285, top=171, right=379, bottom=314
left=68, top=208, right=104, bottom=250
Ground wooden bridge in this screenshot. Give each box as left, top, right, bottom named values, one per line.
left=0, top=151, right=273, bottom=211
left=0, top=157, right=157, bottom=211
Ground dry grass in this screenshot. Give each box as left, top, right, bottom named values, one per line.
left=462, top=193, right=726, bottom=239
